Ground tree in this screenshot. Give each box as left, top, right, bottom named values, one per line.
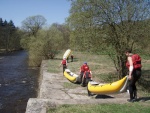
left=0, top=18, right=21, bottom=52
left=67, top=0, right=150, bottom=78
left=21, top=25, right=64, bottom=66
left=51, top=23, right=71, bottom=49
left=21, top=15, right=47, bottom=37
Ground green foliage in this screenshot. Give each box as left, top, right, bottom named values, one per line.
left=51, top=23, right=71, bottom=49
left=21, top=25, right=65, bottom=66
left=20, top=19, right=71, bottom=66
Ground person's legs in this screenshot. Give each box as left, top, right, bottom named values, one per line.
left=128, top=79, right=135, bottom=100
left=81, top=77, right=86, bottom=86
left=133, top=69, right=141, bottom=99
left=63, top=65, right=67, bottom=74
left=128, top=69, right=141, bottom=102
left=81, top=72, right=87, bottom=86
left=86, top=78, right=91, bottom=86
left=80, top=71, right=84, bottom=83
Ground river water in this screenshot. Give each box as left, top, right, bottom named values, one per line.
left=0, top=51, right=39, bottom=113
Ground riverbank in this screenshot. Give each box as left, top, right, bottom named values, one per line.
left=25, top=60, right=133, bottom=113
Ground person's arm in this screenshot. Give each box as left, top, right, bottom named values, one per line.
left=128, top=56, right=133, bottom=80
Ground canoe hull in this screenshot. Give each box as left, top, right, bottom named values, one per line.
left=87, top=76, right=128, bottom=94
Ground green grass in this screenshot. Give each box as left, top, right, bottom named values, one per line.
left=47, top=51, right=115, bottom=79
left=47, top=103, right=150, bottom=113
left=47, top=59, right=61, bottom=73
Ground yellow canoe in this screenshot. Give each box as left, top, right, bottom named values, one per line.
left=64, top=69, right=79, bottom=83
left=63, top=49, right=71, bottom=59
left=87, top=76, right=128, bottom=94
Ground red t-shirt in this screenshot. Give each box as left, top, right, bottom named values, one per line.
left=62, top=59, right=66, bottom=65
left=80, top=64, right=89, bottom=72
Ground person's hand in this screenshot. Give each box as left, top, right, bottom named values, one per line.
left=128, top=75, right=132, bottom=80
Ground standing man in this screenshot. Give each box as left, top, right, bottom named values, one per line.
left=125, top=49, right=142, bottom=102
left=79, top=62, right=87, bottom=83
left=81, top=70, right=92, bottom=87
left=59, top=58, right=67, bottom=74
left=80, top=62, right=92, bottom=86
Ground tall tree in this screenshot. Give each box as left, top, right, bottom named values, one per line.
left=21, top=15, right=47, bottom=37
left=68, top=0, right=150, bottom=78
left=51, top=23, right=71, bottom=49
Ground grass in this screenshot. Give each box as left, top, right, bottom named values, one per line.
left=47, top=50, right=150, bottom=113
left=47, top=50, right=115, bottom=82
left=47, top=103, right=150, bottom=113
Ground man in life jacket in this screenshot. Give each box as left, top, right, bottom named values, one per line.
left=81, top=62, right=92, bottom=87
left=79, top=62, right=87, bottom=83
left=59, top=58, right=67, bottom=74
left=125, top=49, right=142, bottom=102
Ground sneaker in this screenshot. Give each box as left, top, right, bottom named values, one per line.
left=127, top=99, right=136, bottom=102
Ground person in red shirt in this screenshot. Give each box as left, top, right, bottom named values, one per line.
left=79, top=62, right=87, bottom=83
left=80, top=62, right=92, bottom=86
left=59, top=58, right=67, bottom=74
left=125, top=49, right=142, bottom=102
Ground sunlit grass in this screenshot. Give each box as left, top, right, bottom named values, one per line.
left=47, top=103, right=150, bottom=113
left=47, top=59, right=61, bottom=73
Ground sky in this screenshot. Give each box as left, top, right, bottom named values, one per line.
left=0, top=0, right=71, bottom=27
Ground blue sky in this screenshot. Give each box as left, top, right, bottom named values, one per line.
left=0, top=0, right=71, bottom=27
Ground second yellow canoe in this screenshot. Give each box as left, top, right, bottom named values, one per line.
left=87, top=76, right=128, bottom=94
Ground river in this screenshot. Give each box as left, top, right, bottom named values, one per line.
left=0, top=50, right=39, bottom=113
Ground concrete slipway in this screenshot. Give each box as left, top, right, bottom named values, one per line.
left=25, top=60, right=138, bottom=113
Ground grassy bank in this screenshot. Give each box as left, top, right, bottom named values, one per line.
left=47, top=50, right=150, bottom=113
